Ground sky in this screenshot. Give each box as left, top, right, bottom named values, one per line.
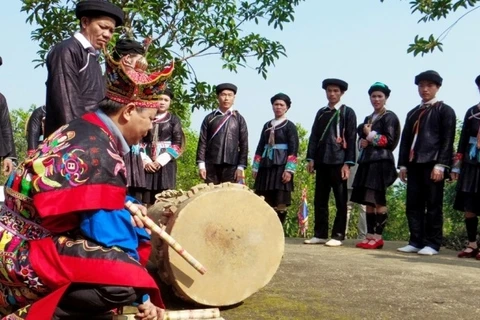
left=1, top=1, right=479, bottom=159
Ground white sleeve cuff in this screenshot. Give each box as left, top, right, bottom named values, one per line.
left=198, top=162, right=206, bottom=170
left=451, top=167, right=460, bottom=174
left=366, top=131, right=377, bottom=142
left=156, top=153, right=172, bottom=166
left=237, top=166, right=245, bottom=171
left=434, top=165, right=445, bottom=172
left=399, top=166, right=407, bottom=172
left=140, top=152, right=152, bottom=164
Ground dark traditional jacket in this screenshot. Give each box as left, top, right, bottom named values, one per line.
left=26, top=105, right=46, bottom=155
left=252, top=119, right=299, bottom=172
left=0, top=93, right=16, bottom=160
left=44, top=35, right=105, bottom=137
left=454, top=105, right=480, bottom=167
left=307, top=105, right=356, bottom=166
left=357, top=110, right=401, bottom=164
left=196, top=109, right=248, bottom=167
left=142, top=113, right=183, bottom=190
left=398, top=101, right=456, bottom=168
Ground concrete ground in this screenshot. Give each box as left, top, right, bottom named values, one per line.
left=163, top=238, right=480, bottom=320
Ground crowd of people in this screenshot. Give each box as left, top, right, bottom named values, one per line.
left=0, top=0, right=478, bottom=319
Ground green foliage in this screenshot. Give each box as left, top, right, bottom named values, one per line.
left=380, top=0, right=480, bottom=55
left=0, top=105, right=34, bottom=185
left=20, top=0, right=304, bottom=116
left=175, top=127, right=202, bottom=190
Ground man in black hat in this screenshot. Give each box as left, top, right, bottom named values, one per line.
left=44, top=0, right=124, bottom=137
left=0, top=56, right=17, bottom=176
left=304, top=78, right=357, bottom=247
left=196, top=83, right=249, bottom=184
left=397, top=70, right=456, bottom=255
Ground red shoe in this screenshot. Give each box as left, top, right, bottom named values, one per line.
left=363, top=239, right=384, bottom=249
left=356, top=238, right=370, bottom=248
left=458, top=247, right=479, bottom=258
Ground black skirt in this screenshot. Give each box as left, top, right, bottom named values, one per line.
left=454, top=162, right=480, bottom=213
left=350, top=160, right=397, bottom=206
left=254, top=165, right=294, bottom=192
left=254, top=165, right=293, bottom=208
left=123, top=152, right=146, bottom=188
left=144, top=161, right=177, bottom=193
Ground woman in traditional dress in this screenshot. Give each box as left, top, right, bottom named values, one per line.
left=452, top=75, right=480, bottom=259
left=141, top=89, right=183, bottom=205
left=252, top=93, right=299, bottom=225
left=351, top=82, right=401, bottom=249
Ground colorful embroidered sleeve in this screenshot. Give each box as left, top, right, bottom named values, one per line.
left=285, top=155, right=297, bottom=172
left=366, top=130, right=388, bottom=147
left=252, top=154, right=262, bottom=172
left=166, top=145, right=181, bottom=159
left=371, top=134, right=388, bottom=147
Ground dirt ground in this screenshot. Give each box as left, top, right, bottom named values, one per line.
left=161, top=238, right=480, bottom=320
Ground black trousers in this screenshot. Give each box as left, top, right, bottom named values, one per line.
left=406, top=163, right=445, bottom=251
left=53, top=285, right=141, bottom=320
left=313, top=164, right=348, bottom=240
left=206, top=163, right=237, bottom=184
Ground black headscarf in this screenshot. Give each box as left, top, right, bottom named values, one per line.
left=113, top=39, right=145, bottom=60
left=75, top=0, right=124, bottom=27
left=270, top=93, right=291, bottom=109
left=414, top=70, right=443, bottom=87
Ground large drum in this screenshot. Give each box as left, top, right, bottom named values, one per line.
left=148, top=182, right=285, bottom=307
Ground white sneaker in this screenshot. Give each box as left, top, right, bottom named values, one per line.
left=417, top=246, right=439, bottom=256
left=304, top=237, right=327, bottom=244
left=397, top=245, right=421, bottom=253
left=325, top=239, right=343, bottom=247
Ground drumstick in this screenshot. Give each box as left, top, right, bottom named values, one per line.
left=125, top=201, right=207, bottom=275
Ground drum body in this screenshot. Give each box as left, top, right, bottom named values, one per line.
left=148, top=183, right=285, bottom=306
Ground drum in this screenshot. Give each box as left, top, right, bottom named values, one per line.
left=148, top=182, right=285, bottom=306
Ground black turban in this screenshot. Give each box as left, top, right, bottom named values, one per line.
left=322, top=78, right=348, bottom=92
left=114, top=39, right=145, bottom=57
left=414, top=70, right=443, bottom=87
left=475, top=75, right=480, bottom=87
left=270, top=93, right=291, bottom=109
left=215, top=83, right=237, bottom=95
left=0, top=56, right=2, bottom=66
left=160, top=88, right=174, bottom=100
left=368, top=82, right=391, bottom=98
left=76, top=0, right=124, bottom=27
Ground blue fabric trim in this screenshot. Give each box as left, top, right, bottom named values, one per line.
left=262, top=143, right=288, bottom=160
left=79, top=195, right=150, bottom=262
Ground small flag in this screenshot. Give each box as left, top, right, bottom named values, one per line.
left=297, top=187, right=308, bottom=237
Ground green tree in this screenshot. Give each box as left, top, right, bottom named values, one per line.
left=382, top=0, right=480, bottom=56
left=176, top=127, right=202, bottom=190
left=0, top=106, right=34, bottom=184
left=20, top=0, right=304, bottom=116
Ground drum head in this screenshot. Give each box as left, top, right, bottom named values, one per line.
left=151, top=183, right=285, bottom=306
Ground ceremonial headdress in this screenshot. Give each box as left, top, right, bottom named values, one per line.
left=104, top=52, right=175, bottom=108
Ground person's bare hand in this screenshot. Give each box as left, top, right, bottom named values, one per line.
left=399, top=169, right=407, bottom=183
left=136, top=300, right=164, bottom=320
left=3, top=159, right=13, bottom=176
left=199, top=168, right=207, bottom=180
left=307, top=161, right=315, bottom=174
